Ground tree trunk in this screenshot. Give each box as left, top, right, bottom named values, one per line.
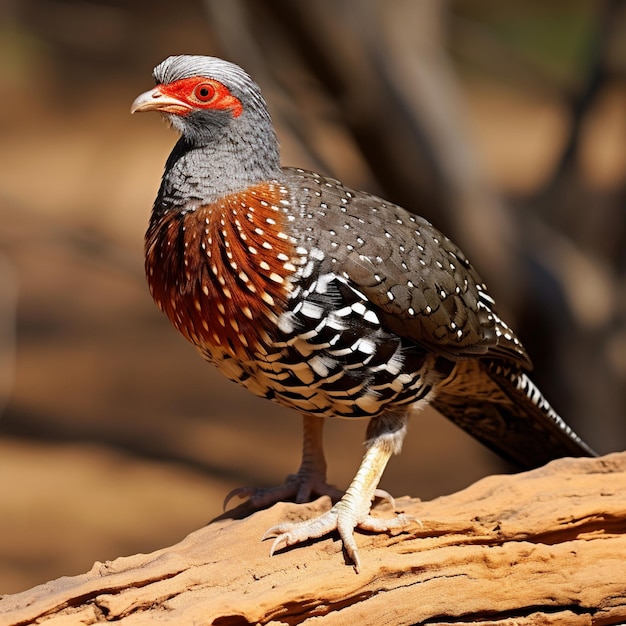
left=2, top=453, right=625, bottom=625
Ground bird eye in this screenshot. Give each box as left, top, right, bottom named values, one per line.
left=193, top=83, right=215, bottom=102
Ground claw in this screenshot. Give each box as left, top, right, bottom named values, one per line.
left=268, top=536, right=283, bottom=558
left=262, top=504, right=415, bottom=573
left=223, top=486, right=255, bottom=510
left=373, top=488, right=396, bottom=509
left=223, top=474, right=343, bottom=513
left=259, top=414, right=415, bottom=572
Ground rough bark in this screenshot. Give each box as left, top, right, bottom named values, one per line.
left=2, top=453, right=625, bottom=626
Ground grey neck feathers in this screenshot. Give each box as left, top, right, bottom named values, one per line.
left=154, top=108, right=281, bottom=213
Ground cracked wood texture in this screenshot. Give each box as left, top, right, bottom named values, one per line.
left=2, top=453, right=625, bottom=626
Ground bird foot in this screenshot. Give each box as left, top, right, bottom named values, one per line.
left=263, top=498, right=415, bottom=573
left=224, top=474, right=396, bottom=512
left=223, top=471, right=344, bottom=511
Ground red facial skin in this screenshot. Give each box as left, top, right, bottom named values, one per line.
left=156, top=77, right=243, bottom=117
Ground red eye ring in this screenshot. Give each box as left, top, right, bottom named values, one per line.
left=193, top=82, right=215, bottom=102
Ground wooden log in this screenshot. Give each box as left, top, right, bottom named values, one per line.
left=1, top=453, right=625, bottom=625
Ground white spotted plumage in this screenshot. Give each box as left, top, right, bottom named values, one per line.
left=138, top=55, right=596, bottom=574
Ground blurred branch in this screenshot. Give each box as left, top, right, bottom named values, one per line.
left=450, top=13, right=569, bottom=96
left=543, top=0, right=624, bottom=197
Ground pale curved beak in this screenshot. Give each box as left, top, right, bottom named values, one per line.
left=130, top=87, right=191, bottom=115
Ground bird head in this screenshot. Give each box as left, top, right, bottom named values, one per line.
left=131, top=55, right=272, bottom=147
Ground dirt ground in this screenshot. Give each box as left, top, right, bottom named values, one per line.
left=0, top=37, right=624, bottom=594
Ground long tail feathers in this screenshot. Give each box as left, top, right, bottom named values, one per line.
left=431, top=361, right=597, bottom=470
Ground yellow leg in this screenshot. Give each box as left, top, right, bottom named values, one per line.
left=264, top=410, right=413, bottom=573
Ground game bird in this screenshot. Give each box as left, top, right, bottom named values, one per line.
left=131, top=55, right=596, bottom=572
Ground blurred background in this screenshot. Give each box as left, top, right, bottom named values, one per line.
left=0, top=0, right=624, bottom=594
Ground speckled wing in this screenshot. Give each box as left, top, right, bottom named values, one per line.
left=283, top=168, right=531, bottom=369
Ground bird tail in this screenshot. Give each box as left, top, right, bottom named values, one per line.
left=430, top=360, right=597, bottom=470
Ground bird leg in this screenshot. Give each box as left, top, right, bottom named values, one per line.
left=263, top=410, right=414, bottom=573
left=224, top=414, right=343, bottom=510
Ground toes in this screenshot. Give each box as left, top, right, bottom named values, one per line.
left=295, top=478, right=343, bottom=504
left=223, top=482, right=300, bottom=511
left=264, top=512, right=338, bottom=544
left=336, top=514, right=361, bottom=573
left=358, top=513, right=416, bottom=532
left=263, top=509, right=417, bottom=573
left=261, top=507, right=366, bottom=572
left=264, top=512, right=341, bottom=556
left=223, top=475, right=342, bottom=511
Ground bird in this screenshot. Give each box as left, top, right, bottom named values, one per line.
left=131, top=55, right=597, bottom=572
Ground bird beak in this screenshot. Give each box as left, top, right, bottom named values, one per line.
left=130, top=87, right=191, bottom=115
